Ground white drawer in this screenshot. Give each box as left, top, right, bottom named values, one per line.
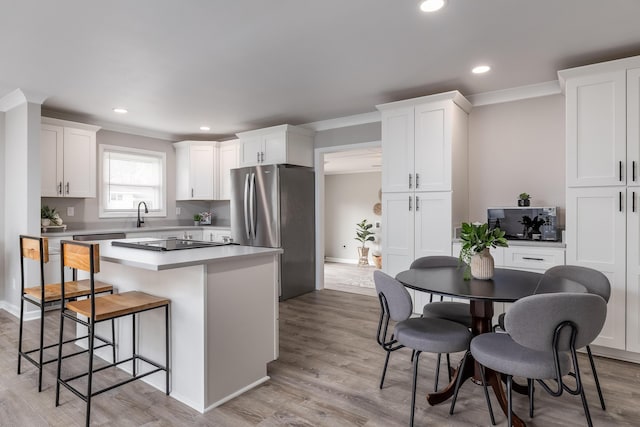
left=503, top=246, right=565, bottom=272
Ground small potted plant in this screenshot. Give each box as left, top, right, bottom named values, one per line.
left=41, top=205, right=58, bottom=226
left=355, top=219, right=375, bottom=266
left=518, top=193, right=531, bottom=207
left=193, top=214, right=202, bottom=226
left=459, top=222, right=508, bottom=280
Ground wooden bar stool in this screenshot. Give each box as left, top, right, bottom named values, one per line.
left=55, top=240, right=170, bottom=427
left=17, top=235, right=115, bottom=392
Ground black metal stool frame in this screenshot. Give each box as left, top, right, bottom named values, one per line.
left=54, top=240, right=170, bottom=427
left=17, top=235, right=115, bottom=392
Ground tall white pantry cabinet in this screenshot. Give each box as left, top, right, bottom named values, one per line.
left=378, top=91, right=470, bottom=288
left=560, top=55, right=640, bottom=356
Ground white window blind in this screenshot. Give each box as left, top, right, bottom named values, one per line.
left=99, top=145, right=166, bottom=218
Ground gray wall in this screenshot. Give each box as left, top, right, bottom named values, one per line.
left=41, top=129, right=229, bottom=229
left=324, top=172, right=381, bottom=262
left=314, top=122, right=381, bottom=149
left=468, top=95, right=565, bottom=225
left=0, top=111, right=5, bottom=301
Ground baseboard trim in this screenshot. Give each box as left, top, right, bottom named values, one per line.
left=0, top=300, right=41, bottom=321
left=324, top=257, right=358, bottom=264
left=203, top=376, right=271, bottom=413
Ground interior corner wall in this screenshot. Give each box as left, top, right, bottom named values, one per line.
left=0, top=111, right=5, bottom=302
left=3, top=102, right=41, bottom=313
left=468, top=94, right=566, bottom=225
left=314, top=122, right=381, bottom=149
left=324, top=172, right=382, bottom=262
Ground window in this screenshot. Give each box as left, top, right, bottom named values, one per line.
left=99, top=145, right=166, bottom=218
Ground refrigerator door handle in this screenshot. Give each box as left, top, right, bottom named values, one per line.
left=243, top=173, right=251, bottom=240
left=249, top=172, right=257, bottom=239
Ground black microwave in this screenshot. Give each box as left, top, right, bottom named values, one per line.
left=487, top=207, right=559, bottom=241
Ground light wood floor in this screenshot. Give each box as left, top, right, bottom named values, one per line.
left=2, top=290, right=640, bottom=426
left=324, top=261, right=377, bottom=297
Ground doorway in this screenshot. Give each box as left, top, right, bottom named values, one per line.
left=314, top=142, right=381, bottom=296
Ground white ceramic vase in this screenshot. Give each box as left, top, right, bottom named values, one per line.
left=471, top=248, right=494, bottom=280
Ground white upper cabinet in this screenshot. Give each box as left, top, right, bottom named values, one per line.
left=217, top=140, right=239, bottom=200
left=174, top=141, right=215, bottom=200
left=236, top=124, right=314, bottom=167
left=378, top=93, right=467, bottom=193
left=564, top=70, right=626, bottom=187
left=40, top=118, right=100, bottom=198
left=628, top=68, right=640, bottom=186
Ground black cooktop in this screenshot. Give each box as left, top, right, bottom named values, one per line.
left=112, top=239, right=234, bottom=251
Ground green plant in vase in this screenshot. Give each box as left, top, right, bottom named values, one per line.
left=459, top=222, right=508, bottom=280
left=355, top=219, right=375, bottom=266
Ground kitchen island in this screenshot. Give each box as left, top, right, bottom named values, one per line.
left=90, top=239, right=282, bottom=413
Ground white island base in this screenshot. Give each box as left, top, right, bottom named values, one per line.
left=91, top=242, right=281, bottom=413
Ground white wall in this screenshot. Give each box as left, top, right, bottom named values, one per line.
left=468, top=94, right=566, bottom=225
left=324, top=172, right=381, bottom=262
left=3, top=101, right=41, bottom=311
left=314, top=122, right=381, bottom=149
left=0, top=111, right=5, bottom=301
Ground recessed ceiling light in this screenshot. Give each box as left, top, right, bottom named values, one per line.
left=420, top=0, right=446, bottom=12
left=472, top=65, right=491, bottom=74
left=199, top=126, right=210, bottom=131
left=113, top=107, right=128, bottom=114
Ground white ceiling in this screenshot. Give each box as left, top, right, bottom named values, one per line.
left=1, top=1, right=640, bottom=140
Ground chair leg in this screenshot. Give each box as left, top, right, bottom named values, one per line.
left=446, top=353, right=452, bottom=382
left=55, top=310, right=65, bottom=407
left=17, top=298, right=24, bottom=375
left=111, top=318, right=117, bottom=364
left=38, top=303, right=45, bottom=392
left=449, top=351, right=469, bottom=415
left=576, top=367, right=594, bottom=427
left=478, top=364, right=496, bottom=425
left=434, top=353, right=441, bottom=391
left=506, top=375, right=513, bottom=427
left=86, top=321, right=95, bottom=427
left=380, top=349, right=392, bottom=389
left=410, top=351, right=421, bottom=427
left=132, top=313, right=137, bottom=376
left=528, top=378, right=535, bottom=418
left=165, top=305, right=170, bottom=395
left=586, top=345, right=606, bottom=410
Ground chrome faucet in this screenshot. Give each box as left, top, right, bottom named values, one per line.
left=137, top=201, right=149, bottom=228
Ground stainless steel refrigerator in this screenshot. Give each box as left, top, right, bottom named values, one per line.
left=230, top=164, right=315, bottom=300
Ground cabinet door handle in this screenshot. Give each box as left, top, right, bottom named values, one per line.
left=257, top=152, right=260, bottom=163
left=261, top=151, right=264, bottom=162
left=65, top=182, right=69, bottom=194
left=415, top=195, right=420, bottom=211
left=191, top=188, right=194, bottom=198
left=634, top=161, right=637, bottom=182
left=620, top=191, right=623, bottom=212
left=408, top=174, right=412, bottom=189
left=620, top=161, right=623, bottom=182
left=58, top=182, right=62, bottom=195
left=415, top=173, right=420, bottom=189
left=522, top=257, right=544, bottom=261
left=634, top=191, right=637, bottom=213
left=408, top=196, right=412, bottom=211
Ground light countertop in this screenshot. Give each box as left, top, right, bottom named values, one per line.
left=98, top=238, right=282, bottom=271
left=42, top=225, right=231, bottom=238
left=452, top=238, right=566, bottom=248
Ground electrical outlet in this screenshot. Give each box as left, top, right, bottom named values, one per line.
left=67, top=207, right=75, bottom=216
left=176, top=207, right=181, bottom=215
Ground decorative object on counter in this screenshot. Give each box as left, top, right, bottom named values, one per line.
left=193, top=214, right=202, bottom=226
left=40, top=205, right=65, bottom=231
left=355, top=219, right=375, bottom=266
left=517, top=192, right=531, bottom=207
left=199, top=211, right=213, bottom=225
left=459, top=222, right=508, bottom=280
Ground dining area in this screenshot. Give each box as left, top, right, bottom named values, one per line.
left=375, top=256, right=610, bottom=427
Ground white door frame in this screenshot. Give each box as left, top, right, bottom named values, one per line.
left=314, top=140, right=382, bottom=290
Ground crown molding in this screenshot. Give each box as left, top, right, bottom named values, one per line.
left=467, top=81, right=561, bottom=107
left=302, top=111, right=381, bottom=132
left=0, top=88, right=48, bottom=112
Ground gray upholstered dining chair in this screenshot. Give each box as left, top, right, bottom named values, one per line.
left=374, top=270, right=477, bottom=427
left=471, top=292, right=607, bottom=427
left=411, top=256, right=472, bottom=390
left=496, top=264, right=610, bottom=411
